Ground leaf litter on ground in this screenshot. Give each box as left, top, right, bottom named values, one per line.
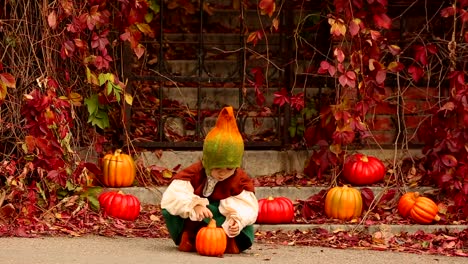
left=0, top=202, right=466, bottom=258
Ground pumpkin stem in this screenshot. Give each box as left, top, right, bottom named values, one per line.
left=361, top=155, right=369, bottom=162
left=114, top=149, right=123, bottom=156
left=268, top=196, right=274, bottom=200
left=413, top=192, right=420, bottom=198
left=434, top=214, right=441, bottom=221
left=207, top=218, right=217, bottom=228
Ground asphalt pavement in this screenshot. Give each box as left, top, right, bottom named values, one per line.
left=0, top=236, right=465, bottom=264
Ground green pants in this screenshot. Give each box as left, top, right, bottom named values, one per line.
left=162, top=202, right=255, bottom=252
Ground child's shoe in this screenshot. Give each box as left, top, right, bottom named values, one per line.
left=178, top=231, right=195, bottom=252
left=225, top=237, right=240, bottom=254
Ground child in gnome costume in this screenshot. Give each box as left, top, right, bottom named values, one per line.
left=161, top=106, right=258, bottom=254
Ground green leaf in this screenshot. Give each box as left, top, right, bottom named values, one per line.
left=297, top=124, right=305, bottom=136
left=80, top=187, right=103, bottom=212
left=145, top=12, right=154, bottom=23
left=87, top=195, right=100, bottom=212
left=288, top=126, right=296, bottom=137
left=98, top=73, right=113, bottom=86
left=106, top=82, right=113, bottom=95
left=84, top=94, right=99, bottom=115
left=88, top=110, right=110, bottom=129
left=149, top=0, right=160, bottom=13
left=66, top=180, right=75, bottom=191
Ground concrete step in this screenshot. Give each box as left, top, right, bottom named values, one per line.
left=114, top=186, right=437, bottom=206
left=139, top=149, right=424, bottom=178
left=112, top=185, right=468, bottom=235
left=254, top=223, right=468, bottom=234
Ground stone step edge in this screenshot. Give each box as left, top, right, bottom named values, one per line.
left=110, top=186, right=467, bottom=234
left=115, top=186, right=438, bottom=206
left=254, top=224, right=468, bottom=234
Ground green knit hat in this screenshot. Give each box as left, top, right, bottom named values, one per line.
left=202, top=106, right=244, bottom=173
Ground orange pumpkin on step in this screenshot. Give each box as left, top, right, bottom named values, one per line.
left=397, top=192, right=440, bottom=224
left=324, top=185, right=363, bottom=221
left=101, top=149, right=136, bottom=187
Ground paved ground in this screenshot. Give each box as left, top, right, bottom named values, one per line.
left=0, top=236, right=465, bottom=264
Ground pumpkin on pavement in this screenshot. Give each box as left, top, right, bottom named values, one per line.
left=324, top=185, right=363, bottom=221
left=256, top=196, right=294, bottom=224
left=101, top=149, right=136, bottom=187
left=195, top=218, right=227, bottom=257
left=98, top=190, right=141, bottom=221
left=397, top=192, right=440, bottom=224
left=342, top=153, right=386, bottom=185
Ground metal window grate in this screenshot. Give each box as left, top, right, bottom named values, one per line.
left=122, top=0, right=313, bottom=149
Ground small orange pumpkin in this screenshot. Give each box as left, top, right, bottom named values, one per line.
left=195, top=219, right=227, bottom=257
left=324, top=185, right=363, bottom=221
left=397, top=192, right=440, bottom=224
left=101, top=149, right=136, bottom=187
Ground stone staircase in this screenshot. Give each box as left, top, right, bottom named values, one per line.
left=104, top=148, right=468, bottom=235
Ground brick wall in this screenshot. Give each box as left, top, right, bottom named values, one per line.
left=365, top=87, right=441, bottom=146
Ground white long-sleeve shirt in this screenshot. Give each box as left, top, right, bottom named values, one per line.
left=161, top=165, right=258, bottom=237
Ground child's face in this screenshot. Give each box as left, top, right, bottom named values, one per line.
left=210, top=168, right=236, bottom=181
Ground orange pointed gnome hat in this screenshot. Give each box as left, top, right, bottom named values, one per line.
left=202, top=106, right=244, bottom=173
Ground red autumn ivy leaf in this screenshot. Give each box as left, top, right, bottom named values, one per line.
left=91, top=29, right=110, bottom=52
left=338, top=71, right=356, bottom=88
left=273, top=88, right=290, bottom=107
left=254, top=86, right=265, bottom=106
left=48, top=10, right=58, bottom=30
left=387, top=61, right=404, bottom=73
left=373, top=13, right=392, bottom=29
left=251, top=67, right=265, bottom=106
left=247, top=30, right=264, bottom=46
left=251, top=67, right=264, bottom=88
left=360, top=187, right=375, bottom=210
left=334, top=48, right=345, bottom=63
left=441, top=154, right=458, bottom=167
left=318, top=61, right=336, bottom=76
left=413, top=44, right=428, bottom=65
left=259, top=0, right=276, bottom=18
left=440, top=6, right=455, bottom=18
left=375, top=70, right=386, bottom=84
left=388, top=45, right=401, bottom=55
left=408, top=65, right=424, bottom=83
left=0, top=72, right=16, bottom=88
left=332, top=126, right=355, bottom=145
left=299, top=189, right=327, bottom=219
left=60, top=0, right=73, bottom=16
left=60, top=40, right=76, bottom=59
left=84, top=5, right=109, bottom=31
left=47, top=169, right=67, bottom=187
left=290, top=92, right=304, bottom=111
left=426, top=44, right=438, bottom=54
left=379, top=189, right=397, bottom=204
left=66, top=16, right=87, bottom=33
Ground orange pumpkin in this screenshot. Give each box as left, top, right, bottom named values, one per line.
left=324, top=185, right=363, bottom=221
left=101, top=149, right=136, bottom=187
left=195, top=219, right=227, bottom=257
left=397, top=192, right=440, bottom=224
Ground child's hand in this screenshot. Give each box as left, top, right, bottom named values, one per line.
left=227, top=219, right=239, bottom=236
left=193, top=205, right=213, bottom=221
